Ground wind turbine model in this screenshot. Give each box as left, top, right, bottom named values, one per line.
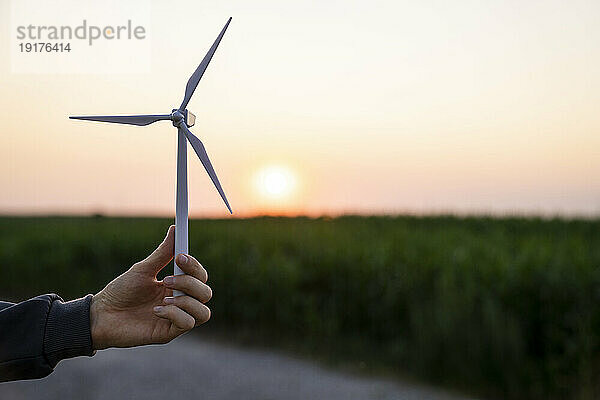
left=70, top=18, right=233, bottom=295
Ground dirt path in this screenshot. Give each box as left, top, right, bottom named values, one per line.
left=0, top=335, right=474, bottom=400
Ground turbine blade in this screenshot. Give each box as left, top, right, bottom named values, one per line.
left=69, top=114, right=171, bottom=126
left=180, top=125, right=232, bottom=214
left=178, top=17, right=232, bottom=111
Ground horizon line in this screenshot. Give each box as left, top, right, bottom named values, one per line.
left=0, top=210, right=598, bottom=221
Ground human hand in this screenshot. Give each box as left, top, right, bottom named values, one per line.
left=89, top=225, right=212, bottom=350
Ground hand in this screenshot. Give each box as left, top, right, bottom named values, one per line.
left=90, top=225, right=212, bottom=350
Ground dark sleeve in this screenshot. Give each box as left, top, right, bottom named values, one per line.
left=0, top=294, right=95, bottom=382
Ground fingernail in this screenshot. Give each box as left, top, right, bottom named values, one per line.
left=163, top=276, right=174, bottom=285
left=163, top=296, right=175, bottom=305
left=153, top=306, right=163, bottom=313
left=177, top=254, right=188, bottom=264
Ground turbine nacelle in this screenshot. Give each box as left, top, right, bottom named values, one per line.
left=171, top=109, right=195, bottom=128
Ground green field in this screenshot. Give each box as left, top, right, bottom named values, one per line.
left=0, top=215, right=598, bottom=399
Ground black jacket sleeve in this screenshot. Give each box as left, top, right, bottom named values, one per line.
left=0, top=294, right=95, bottom=382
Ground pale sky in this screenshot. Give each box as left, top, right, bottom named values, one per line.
left=1, top=0, right=599, bottom=217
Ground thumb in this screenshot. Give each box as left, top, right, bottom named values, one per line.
left=134, top=225, right=175, bottom=276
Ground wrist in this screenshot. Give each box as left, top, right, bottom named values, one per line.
left=90, top=292, right=110, bottom=350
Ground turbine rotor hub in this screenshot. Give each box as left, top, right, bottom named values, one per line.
left=171, top=109, right=195, bottom=127
left=171, top=110, right=184, bottom=126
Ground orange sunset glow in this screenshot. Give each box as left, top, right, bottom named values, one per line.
left=0, top=0, right=599, bottom=217
left=254, top=165, right=297, bottom=200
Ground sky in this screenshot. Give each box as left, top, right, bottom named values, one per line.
left=0, top=0, right=599, bottom=217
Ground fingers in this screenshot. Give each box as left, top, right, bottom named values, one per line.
left=163, top=274, right=212, bottom=303
left=163, top=296, right=211, bottom=327
left=153, top=305, right=195, bottom=333
left=134, top=225, right=175, bottom=276
left=174, top=253, right=208, bottom=283
left=153, top=251, right=212, bottom=338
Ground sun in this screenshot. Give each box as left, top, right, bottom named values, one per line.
left=254, top=165, right=297, bottom=200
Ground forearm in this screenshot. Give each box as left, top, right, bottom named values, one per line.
left=0, top=294, right=95, bottom=382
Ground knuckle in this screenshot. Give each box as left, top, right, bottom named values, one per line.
left=200, top=267, right=208, bottom=283
left=131, top=261, right=144, bottom=270
left=184, top=316, right=195, bottom=330
left=190, top=263, right=201, bottom=277
left=199, top=305, right=211, bottom=324
left=204, top=285, right=213, bottom=302
left=193, top=265, right=207, bottom=283
left=189, top=256, right=208, bottom=282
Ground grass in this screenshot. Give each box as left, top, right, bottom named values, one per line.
left=0, top=215, right=598, bottom=399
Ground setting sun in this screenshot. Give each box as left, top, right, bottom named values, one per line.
left=254, top=165, right=297, bottom=201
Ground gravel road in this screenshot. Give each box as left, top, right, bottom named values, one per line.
left=0, top=335, right=473, bottom=400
